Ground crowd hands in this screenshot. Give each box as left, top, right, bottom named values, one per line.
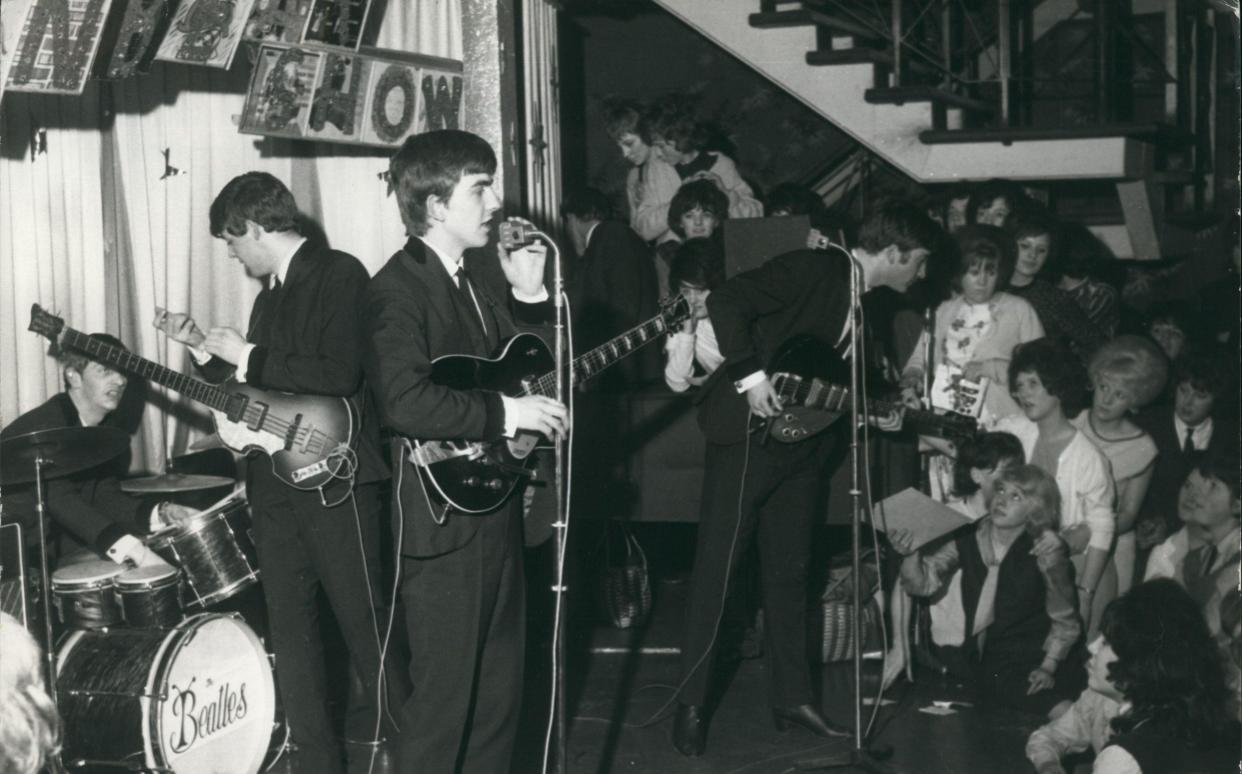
left=589, top=106, right=1240, bottom=772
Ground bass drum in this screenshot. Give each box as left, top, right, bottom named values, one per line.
left=56, top=613, right=276, bottom=774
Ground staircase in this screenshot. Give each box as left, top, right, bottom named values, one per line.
left=649, top=0, right=1216, bottom=259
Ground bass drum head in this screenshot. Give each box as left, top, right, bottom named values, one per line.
left=153, top=614, right=276, bottom=774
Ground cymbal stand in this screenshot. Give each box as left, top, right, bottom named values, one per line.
left=32, top=453, right=69, bottom=774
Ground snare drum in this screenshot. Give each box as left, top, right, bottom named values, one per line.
left=150, top=501, right=260, bottom=608
left=115, top=564, right=182, bottom=627
left=51, top=561, right=123, bottom=630
left=56, top=613, right=277, bottom=774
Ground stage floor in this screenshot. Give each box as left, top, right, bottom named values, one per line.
left=304, top=549, right=1046, bottom=774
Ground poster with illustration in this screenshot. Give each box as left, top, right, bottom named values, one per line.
left=304, top=51, right=370, bottom=143
left=155, top=0, right=257, bottom=69
left=301, top=0, right=371, bottom=50
left=242, top=0, right=314, bottom=46
left=416, top=65, right=464, bottom=133
left=239, top=44, right=321, bottom=139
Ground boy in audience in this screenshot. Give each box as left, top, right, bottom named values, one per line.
left=1136, top=348, right=1239, bottom=553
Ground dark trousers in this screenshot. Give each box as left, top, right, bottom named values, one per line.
left=248, top=469, right=390, bottom=774
left=677, top=433, right=835, bottom=708
left=397, top=505, right=525, bottom=774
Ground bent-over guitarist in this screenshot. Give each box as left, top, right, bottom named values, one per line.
left=157, top=172, right=398, bottom=774
left=671, top=202, right=944, bottom=757
left=362, top=130, right=567, bottom=773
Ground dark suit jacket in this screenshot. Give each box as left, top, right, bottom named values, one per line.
left=364, top=237, right=554, bottom=557
left=1138, top=405, right=1240, bottom=532
left=571, top=220, right=660, bottom=384
left=199, top=240, right=387, bottom=486
left=698, top=249, right=859, bottom=444
left=1, top=393, right=143, bottom=557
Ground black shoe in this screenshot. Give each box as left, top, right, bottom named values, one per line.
left=672, top=703, right=707, bottom=757
left=772, top=704, right=850, bottom=738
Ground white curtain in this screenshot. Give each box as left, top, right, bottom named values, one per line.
left=0, top=0, right=463, bottom=473
left=521, top=0, right=561, bottom=231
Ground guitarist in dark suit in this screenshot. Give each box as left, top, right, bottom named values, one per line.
left=672, top=202, right=943, bottom=756
left=362, top=130, right=568, bottom=773
left=158, top=172, right=394, bottom=774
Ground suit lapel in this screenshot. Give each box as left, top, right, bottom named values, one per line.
left=398, top=238, right=492, bottom=355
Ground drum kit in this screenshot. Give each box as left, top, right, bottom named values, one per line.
left=1, top=427, right=285, bottom=774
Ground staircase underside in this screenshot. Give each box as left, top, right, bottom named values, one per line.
left=653, top=0, right=1153, bottom=184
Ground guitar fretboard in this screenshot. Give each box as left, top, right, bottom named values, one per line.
left=60, top=328, right=233, bottom=412
left=773, top=371, right=971, bottom=435
left=526, top=312, right=674, bottom=397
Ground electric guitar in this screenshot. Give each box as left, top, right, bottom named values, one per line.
left=697, top=333, right=978, bottom=445
left=409, top=295, right=691, bottom=513
left=28, top=304, right=356, bottom=491
left=764, top=335, right=978, bottom=443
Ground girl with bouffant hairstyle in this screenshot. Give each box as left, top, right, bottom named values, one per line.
left=1, top=612, right=61, bottom=774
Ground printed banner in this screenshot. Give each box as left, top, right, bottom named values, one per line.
left=4, top=0, right=114, bottom=95
left=240, top=44, right=463, bottom=149
left=155, top=0, right=257, bottom=70
left=301, top=0, right=371, bottom=50
left=242, top=0, right=314, bottom=46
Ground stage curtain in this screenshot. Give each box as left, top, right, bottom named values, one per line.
left=0, top=0, right=464, bottom=475
left=0, top=88, right=108, bottom=426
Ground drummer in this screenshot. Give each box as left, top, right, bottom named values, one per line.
left=0, top=335, right=190, bottom=570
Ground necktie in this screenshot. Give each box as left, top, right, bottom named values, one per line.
left=1183, top=425, right=1196, bottom=455
left=456, top=266, right=489, bottom=338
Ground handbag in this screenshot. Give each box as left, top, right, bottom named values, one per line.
left=602, top=523, right=652, bottom=629
left=820, top=549, right=883, bottom=663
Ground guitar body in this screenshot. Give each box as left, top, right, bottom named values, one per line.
left=208, top=381, right=357, bottom=491
left=415, top=334, right=554, bottom=514
left=766, top=335, right=852, bottom=442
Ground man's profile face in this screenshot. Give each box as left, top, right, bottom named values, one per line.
left=223, top=226, right=269, bottom=278
left=890, top=246, right=929, bottom=292
left=436, top=172, right=501, bottom=251
left=71, top=361, right=127, bottom=417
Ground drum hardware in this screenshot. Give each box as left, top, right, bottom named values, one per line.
left=61, top=687, right=168, bottom=700
left=119, top=473, right=235, bottom=494
left=1, top=425, right=130, bottom=774
left=64, top=760, right=174, bottom=772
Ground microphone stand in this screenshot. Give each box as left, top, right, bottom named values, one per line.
left=550, top=230, right=569, bottom=774
left=509, top=217, right=570, bottom=774
left=796, top=253, right=893, bottom=774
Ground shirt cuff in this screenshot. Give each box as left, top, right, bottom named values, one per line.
left=733, top=371, right=766, bottom=394
left=512, top=286, right=550, bottom=304
left=500, top=394, right=520, bottom=438
left=105, top=534, right=144, bottom=565
left=149, top=503, right=165, bottom=533
left=190, top=346, right=211, bottom=364
left=233, top=343, right=257, bottom=383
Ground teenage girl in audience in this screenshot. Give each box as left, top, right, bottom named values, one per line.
left=901, top=225, right=1044, bottom=427
left=1006, top=211, right=1107, bottom=360
left=966, top=179, right=1026, bottom=229
left=641, top=96, right=763, bottom=220
left=653, top=179, right=730, bottom=298
left=1070, top=336, right=1167, bottom=601
left=1088, top=579, right=1239, bottom=773
left=995, top=338, right=1115, bottom=639
left=891, top=464, right=1084, bottom=716
left=603, top=99, right=682, bottom=244
left=0, top=612, right=61, bottom=774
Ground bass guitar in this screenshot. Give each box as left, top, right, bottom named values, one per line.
left=28, top=304, right=356, bottom=491
left=409, top=295, right=691, bottom=513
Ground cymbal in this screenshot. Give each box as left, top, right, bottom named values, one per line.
left=121, top=472, right=235, bottom=494
left=0, top=426, right=130, bottom=485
